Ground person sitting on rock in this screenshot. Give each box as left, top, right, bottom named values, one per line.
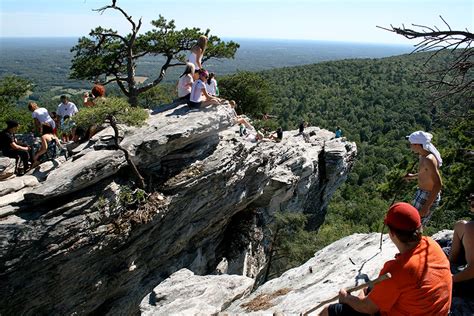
left=176, top=63, right=195, bottom=103
left=32, top=123, right=62, bottom=166
left=205, top=72, right=219, bottom=96
left=84, top=84, right=106, bottom=107
left=28, top=101, right=56, bottom=136
left=449, top=193, right=474, bottom=299
left=268, top=127, right=283, bottom=142
left=299, top=121, right=308, bottom=134
left=0, top=120, right=31, bottom=174
left=320, top=202, right=452, bottom=316
left=188, top=69, right=221, bottom=109
left=229, top=100, right=253, bottom=130
left=335, top=126, right=343, bottom=139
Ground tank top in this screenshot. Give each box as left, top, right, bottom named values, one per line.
left=187, top=51, right=201, bottom=70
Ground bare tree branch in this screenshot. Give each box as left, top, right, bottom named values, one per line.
left=378, top=16, right=473, bottom=107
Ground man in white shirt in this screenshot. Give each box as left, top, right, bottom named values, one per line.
left=57, top=95, right=78, bottom=119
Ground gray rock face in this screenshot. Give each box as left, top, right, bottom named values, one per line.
left=140, top=268, right=254, bottom=315
left=149, top=232, right=459, bottom=316
left=225, top=233, right=397, bottom=315
left=0, top=175, right=38, bottom=197
left=0, top=157, right=16, bottom=179
left=0, top=103, right=356, bottom=315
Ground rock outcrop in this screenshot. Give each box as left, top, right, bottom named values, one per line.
left=0, top=103, right=356, bottom=315
left=142, top=230, right=472, bottom=316
left=140, top=269, right=254, bottom=315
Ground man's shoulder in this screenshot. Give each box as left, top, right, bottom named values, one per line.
left=420, top=154, right=438, bottom=168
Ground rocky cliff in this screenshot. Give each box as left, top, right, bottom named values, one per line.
left=141, top=231, right=472, bottom=316
left=0, top=103, right=356, bottom=315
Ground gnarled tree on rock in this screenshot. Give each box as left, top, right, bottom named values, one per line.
left=69, top=1, right=239, bottom=106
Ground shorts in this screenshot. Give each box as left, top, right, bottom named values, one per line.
left=327, top=303, right=373, bottom=316
left=188, top=101, right=202, bottom=109
left=412, top=188, right=441, bottom=226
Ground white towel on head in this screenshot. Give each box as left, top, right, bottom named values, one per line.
left=408, top=131, right=443, bottom=167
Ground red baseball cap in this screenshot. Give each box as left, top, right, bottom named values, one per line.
left=384, top=202, right=421, bottom=231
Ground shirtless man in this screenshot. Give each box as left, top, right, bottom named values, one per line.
left=404, top=131, right=442, bottom=226
left=449, top=194, right=474, bottom=298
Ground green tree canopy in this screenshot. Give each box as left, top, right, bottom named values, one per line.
left=219, top=71, right=274, bottom=117
left=0, top=76, right=33, bottom=132
left=70, top=3, right=239, bottom=106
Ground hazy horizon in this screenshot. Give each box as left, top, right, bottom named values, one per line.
left=1, top=0, right=472, bottom=44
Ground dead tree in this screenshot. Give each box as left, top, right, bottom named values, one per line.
left=378, top=16, right=473, bottom=106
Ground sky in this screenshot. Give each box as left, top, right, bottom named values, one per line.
left=0, top=0, right=472, bottom=44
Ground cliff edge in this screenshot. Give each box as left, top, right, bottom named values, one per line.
left=0, top=103, right=356, bottom=315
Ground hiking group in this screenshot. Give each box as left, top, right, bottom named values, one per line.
left=0, top=84, right=106, bottom=175
left=318, top=131, right=473, bottom=316
left=177, top=35, right=285, bottom=143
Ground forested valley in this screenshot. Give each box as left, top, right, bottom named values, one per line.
left=257, top=51, right=472, bottom=260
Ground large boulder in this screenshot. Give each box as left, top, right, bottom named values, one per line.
left=140, top=268, right=254, bottom=315
left=0, top=103, right=356, bottom=315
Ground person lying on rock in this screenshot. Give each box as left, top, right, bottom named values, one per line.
left=449, top=193, right=474, bottom=299
left=320, top=202, right=452, bottom=316
left=0, top=120, right=32, bottom=174
left=404, top=131, right=443, bottom=226
left=188, top=69, right=222, bottom=109
left=32, top=123, right=62, bottom=167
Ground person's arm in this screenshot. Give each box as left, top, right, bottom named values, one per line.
left=10, top=141, right=29, bottom=151
left=339, top=288, right=379, bottom=314
left=201, top=87, right=213, bottom=101
left=453, top=223, right=474, bottom=282
left=419, top=157, right=442, bottom=217
left=33, top=136, right=48, bottom=162
left=403, top=172, right=418, bottom=180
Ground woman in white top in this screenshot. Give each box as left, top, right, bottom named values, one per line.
left=28, top=101, right=55, bottom=135
left=187, top=35, right=208, bottom=79
left=189, top=69, right=221, bottom=109
left=176, top=63, right=195, bottom=101
left=205, top=72, right=219, bottom=96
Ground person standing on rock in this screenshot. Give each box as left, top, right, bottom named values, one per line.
left=320, top=202, right=452, bottom=316
left=28, top=101, right=55, bottom=136
left=187, top=35, right=208, bottom=80
left=403, top=131, right=442, bottom=226
left=57, top=95, right=78, bottom=120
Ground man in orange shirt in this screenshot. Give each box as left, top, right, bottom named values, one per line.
left=320, top=202, right=452, bottom=316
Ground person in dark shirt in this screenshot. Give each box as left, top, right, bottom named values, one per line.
left=0, top=120, right=31, bottom=173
